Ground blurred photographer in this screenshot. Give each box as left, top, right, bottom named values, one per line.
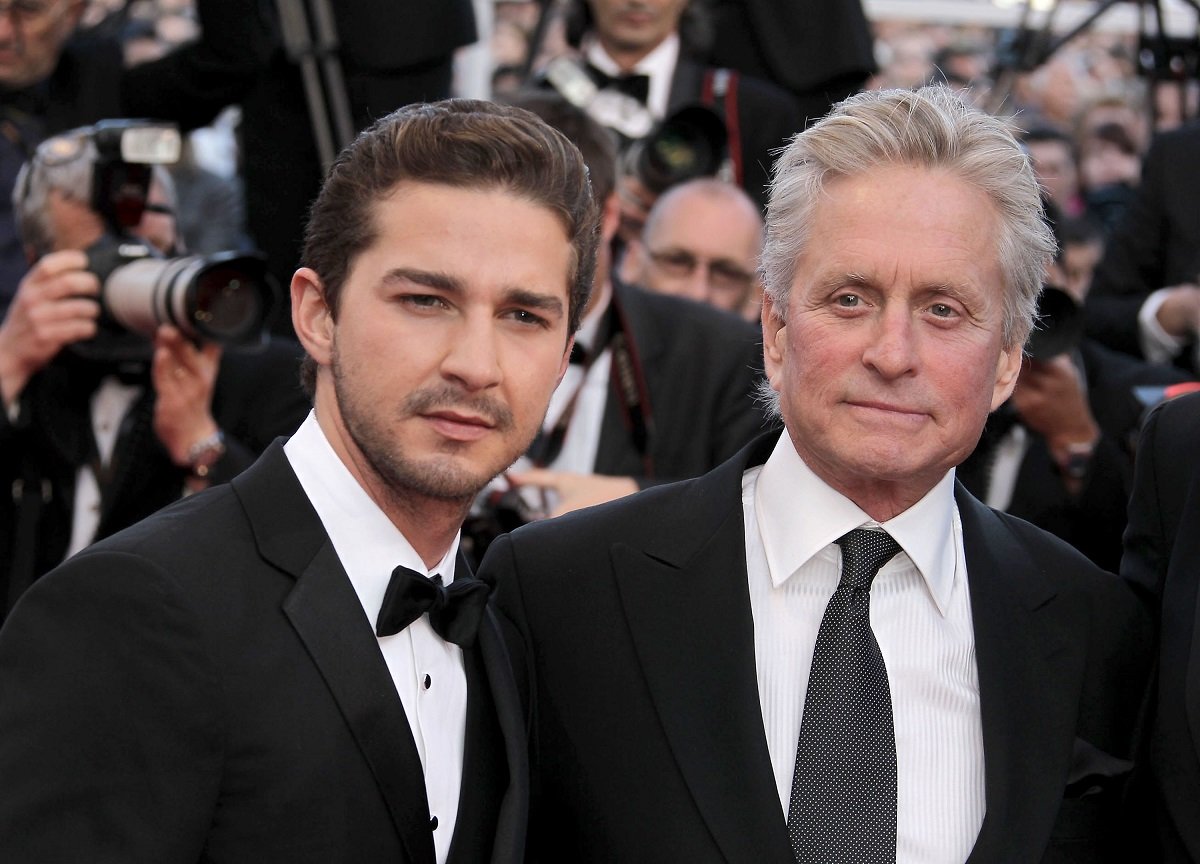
left=957, top=215, right=1189, bottom=571
left=549, top=0, right=799, bottom=240
left=0, top=122, right=309, bottom=619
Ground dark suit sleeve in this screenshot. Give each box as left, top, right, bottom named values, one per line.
left=1122, top=397, right=1184, bottom=603
left=1086, top=131, right=1184, bottom=359
left=0, top=550, right=224, bottom=861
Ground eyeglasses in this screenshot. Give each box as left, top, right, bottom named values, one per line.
left=647, top=248, right=756, bottom=295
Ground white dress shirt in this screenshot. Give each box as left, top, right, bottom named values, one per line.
left=68, top=377, right=144, bottom=558
left=745, top=434, right=985, bottom=863
left=285, top=412, right=466, bottom=864
left=585, top=32, right=680, bottom=120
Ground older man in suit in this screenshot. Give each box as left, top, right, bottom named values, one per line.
left=1123, top=390, right=1200, bottom=861
left=0, top=100, right=599, bottom=863
left=483, top=86, right=1152, bottom=863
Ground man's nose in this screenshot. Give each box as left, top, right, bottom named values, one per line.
left=861, top=305, right=918, bottom=379
left=439, top=316, right=504, bottom=391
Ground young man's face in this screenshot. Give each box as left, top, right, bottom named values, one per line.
left=294, top=182, right=575, bottom=508
left=587, top=0, right=688, bottom=61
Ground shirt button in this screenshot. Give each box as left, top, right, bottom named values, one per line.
left=430, top=815, right=439, bottom=830
left=423, top=674, right=432, bottom=690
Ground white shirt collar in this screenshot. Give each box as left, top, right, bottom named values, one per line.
left=284, top=412, right=460, bottom=626
left=584, top=32, right=679, bottom=119
left=755, top=432, right=959, bottom=616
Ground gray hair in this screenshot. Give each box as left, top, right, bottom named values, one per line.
left=13, top=130, right=98, bottom=257
left=761, top=85, right=1055, bottom=352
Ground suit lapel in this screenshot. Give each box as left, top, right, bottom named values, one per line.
left=612, top=436, right=793, bottom=864
left=233, top=443, right=436, bottom=864
left=956, top=487, right=1086, bottom=863
left=448, top=554, right=528, bottom=864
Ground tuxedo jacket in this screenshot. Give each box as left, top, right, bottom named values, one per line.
left=1085, top=122, right=1200, bottom=368
left=592, top=282, right=776, bottom=486
left=484, top=433, right=1152, bottom=863
left=0, top=338, right=311, bottom=618
left=0, top=442, right=527, bottom=863
left=1123, top=391, right=1200, bottom=861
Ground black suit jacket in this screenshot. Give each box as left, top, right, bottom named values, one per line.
left=592, top=282, right=775, bottom=485
left=485, top=433, right=1152, bottom=863
left=0, top=442, right=527, bottom=863
left=0, top=338, right=311, bottom=617
left=1085, top=122, right=1200, bottom=366
left=1123, top=391, right=1200, bottom=861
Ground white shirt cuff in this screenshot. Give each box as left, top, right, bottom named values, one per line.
left=1139, top=288, right=1187, bottom=363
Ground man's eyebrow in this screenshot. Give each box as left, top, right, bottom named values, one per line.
left=505, top=288, right=565, bottom=318
left=382, top=267, right=463, bottom=292
left=381, top=268, right=564, bottom=318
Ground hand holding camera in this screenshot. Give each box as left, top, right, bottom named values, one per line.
left=0, top=250, right=100, bottom=405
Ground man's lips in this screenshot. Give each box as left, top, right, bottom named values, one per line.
left=846, top=400, right=928, bottom=421
left=422, top=410, right=496, bottom=442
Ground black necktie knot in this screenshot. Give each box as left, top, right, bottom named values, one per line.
left=375, top=566, right=491, bottom=647
left=835, top=528, right=902, bottom=591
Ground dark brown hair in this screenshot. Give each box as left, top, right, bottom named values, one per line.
left=299, top=98, right=600, bottom=393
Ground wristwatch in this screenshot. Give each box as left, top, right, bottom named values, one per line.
left=187, top=430, right=226, bottom=479
left=1056, top=440, right=1096, bottom=482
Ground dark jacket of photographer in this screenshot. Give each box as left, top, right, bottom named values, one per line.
left=0, top=340, right=310, bottom=621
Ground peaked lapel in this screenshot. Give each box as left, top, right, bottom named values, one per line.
left=611, top=435, right=794, bottom=864
left=232, top=443, right=436, bottom=864
left=448, top=554, right=529, bottom=864
left=956, top=486, right=1087, bottom=863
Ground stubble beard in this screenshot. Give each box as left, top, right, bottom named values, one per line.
left=331, top=344, right=526, bottom=506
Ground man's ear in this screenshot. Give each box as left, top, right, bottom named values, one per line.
left=761, top=291, right=787, bottom=390
left=291, top=267, right=333, bottom=367
left=990, top=342, right=1024, bottom=410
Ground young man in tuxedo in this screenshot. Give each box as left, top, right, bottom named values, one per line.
left=0, top=99, right=599, bottom=864
left=483, top=86, right=1152, bottom=863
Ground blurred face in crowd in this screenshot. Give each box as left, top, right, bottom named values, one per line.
left=763, top=165, right=1022, bottom=518
left=629, top=180, right=762, bottom=317
left=1055, top=238, right=1103, bottom=305
left=292, top=181, right=575, bottom=511
left=1027, top=137, right=1080, bottom=213
left=0, top=0, right=84, bottom=90
left=587, top=0, right=688, bottom=66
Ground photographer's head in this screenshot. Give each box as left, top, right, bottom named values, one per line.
left=292, top=98, right=600, bottom=510
left=0, top=0, right=84, bottom=90
left=762, top=85, right=1053, bottom=353
left=14, top=130, right=178, bottom=259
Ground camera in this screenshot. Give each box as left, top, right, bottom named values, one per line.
left=627, top=104, right=729, bottom=195
left=28, top=120, right=277, bottom=361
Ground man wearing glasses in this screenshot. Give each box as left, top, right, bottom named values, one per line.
left=623, top=176, right=764, bottom=322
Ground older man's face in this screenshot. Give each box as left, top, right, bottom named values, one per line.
left=0, top=0, right=83, bottom=90
left=763, top=164, right=1022, bottom=516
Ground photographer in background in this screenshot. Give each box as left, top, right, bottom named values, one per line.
left=957, top=215, right=1189, bottom=571
left=0, top=123, right=309, bottom=619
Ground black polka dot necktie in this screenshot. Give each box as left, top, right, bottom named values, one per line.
left=787, top=528, right=901, bottom=863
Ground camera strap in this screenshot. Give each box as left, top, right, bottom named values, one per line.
left=526, top=288, right=655, bottom=477
left=701, top=68, right=742, bottom=187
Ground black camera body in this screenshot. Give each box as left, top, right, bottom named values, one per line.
left=48, top=120, right=276, bottom=361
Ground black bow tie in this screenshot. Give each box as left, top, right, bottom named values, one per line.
left=584, top=62, right=651, bottom=104
left=375, top=567, right=491, bottom=647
